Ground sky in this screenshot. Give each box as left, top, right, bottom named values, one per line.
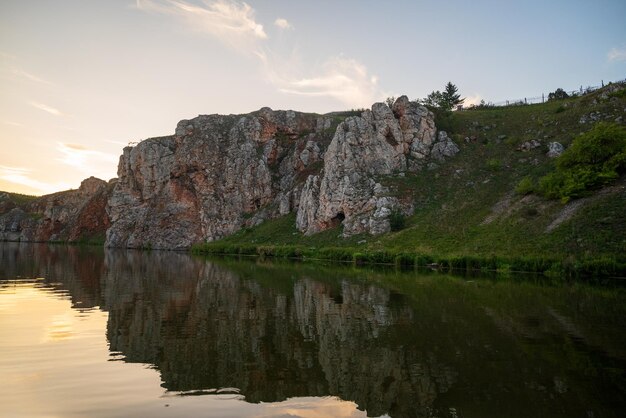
left=1, top=0, right=625, bottom=195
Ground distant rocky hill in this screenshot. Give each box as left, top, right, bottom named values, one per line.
left=0, top=177, right=113, bottom=243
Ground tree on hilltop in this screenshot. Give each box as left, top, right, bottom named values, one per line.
left=420, top=82, right=464, bottom=111
left=548, top=88, right=569, bottom=101
left=442, top=82, right=464, bottom=110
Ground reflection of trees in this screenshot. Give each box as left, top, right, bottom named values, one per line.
left=102, top=252, right=456, bottom=417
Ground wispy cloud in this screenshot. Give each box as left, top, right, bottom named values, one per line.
left=463, top=94, right=483, bottom=107
left=138, top=0, right=384, bottom=108
left=29, top=101, right=64, bottom=117
left=136, top=0, right=266, bottom=48
left=57, top=143, right=118, bottom=176
left=274, top=18, right=292, bottom=30
left=263, top=54, right=382, bottom=107
left=0, top=51, right=17, bottom=60
left=2, top=121, right=24, bottom=127
left=12, top=68, right=54, bottom=85
left=608, top=46, right=626, bottom=62
left=0, top=165, right=72, bottom=195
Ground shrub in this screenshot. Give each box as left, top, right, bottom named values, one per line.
left=389, top=209, right=406, bottom=231
left=515, top=176, right=535, bottom=195
left=486, top=158, right=502, bottom=171
left=538, top=123, right=626, bottom=201
left=548, top=88, right=569, bottom=101
left=608, top=88, right=626, bottom=99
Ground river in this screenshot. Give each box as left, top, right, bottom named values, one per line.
left=0, top=243, right=624, bottom=417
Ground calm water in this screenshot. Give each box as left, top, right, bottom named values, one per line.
left=0, top=243, right=625, bottom=418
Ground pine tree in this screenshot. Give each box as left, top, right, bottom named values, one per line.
left=441, top=82, right=464, bottom=110
left=420, top=82, right=464, bottom=111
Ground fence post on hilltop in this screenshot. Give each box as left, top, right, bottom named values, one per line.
left=525, top=97, right=527, bottom=104
left=542, top=93, right=544, bottom=103
left=601, top=80, right=604, bottom=87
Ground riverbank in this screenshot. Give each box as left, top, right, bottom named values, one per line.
left=191, top=243, right=626, bottom=279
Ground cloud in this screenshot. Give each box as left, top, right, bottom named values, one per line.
left=138, top=0, right=384, bottom=108
left=29, top=101, right=64, bottom=117
left=0, top=165, right=72, bottom=195
left=274, top=18, right=292, bottom=30
left=57, top=143, right=118, bottom=176
left=608, top=46, right=626, bottom=62
left=2, top=121, right=23, bottom=127
left=266, top=55, right=382, bottom=107
left=136, top=0, right=267, bottom=48
left=463, top=94, right=483, bottom=107
left=63, top=143, right=88, bottom=151
left=12, top=68, right=54, bottom=85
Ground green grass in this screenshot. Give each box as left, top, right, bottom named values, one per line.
left=2, top=192, right=38, bottom=207
left=194, top=84, right=626, bottom=278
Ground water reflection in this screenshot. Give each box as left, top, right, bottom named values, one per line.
left=1, top=242, right=625, bottom=418
left=101, top=250, right=456, bottom=417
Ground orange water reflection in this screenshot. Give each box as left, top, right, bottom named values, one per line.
left=0, top=280, right=376, bottom=418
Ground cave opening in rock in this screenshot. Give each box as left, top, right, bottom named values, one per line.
left=330, top=212, right=345, bottom=228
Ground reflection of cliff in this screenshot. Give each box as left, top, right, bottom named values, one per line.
left=0, top=242, right=104, bottom=309
left=102, top=253, right=456, bottom=417
left=3, top=244, right=625, bottom=418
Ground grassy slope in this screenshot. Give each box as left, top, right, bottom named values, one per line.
left=200, top=86, right=626, bottom=274
left=1, top=192, right=38, bottom=207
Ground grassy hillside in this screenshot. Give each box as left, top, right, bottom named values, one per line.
left=0, top=191, right=38, bottom=208
left=195, top=84, right=626, bottom=276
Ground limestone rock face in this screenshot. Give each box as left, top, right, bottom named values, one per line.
left=106, top=109, right=331, bottom=249
left=431, top=131, right=460, bottom=162
left=296, top=96, right=458, bottom=236
left=2, top=98, right=460, bottom=247
left=0, top=177, right=112, bottom=242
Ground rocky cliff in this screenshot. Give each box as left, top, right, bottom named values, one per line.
left=0, top=177, right=112, bottom=243
left=105, top=97, right=456, bottom=249
left=297, top=96, right=458, bottom=236
left=105, top=108, right=334, bottom=249
left=0, top=97, right=457, bottom=249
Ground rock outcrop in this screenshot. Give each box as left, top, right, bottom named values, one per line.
left=547, top=141, right=565, bottom=158
left=296, top=96, right=458, bottom=236
left=0, top=177, right=112, bottom=242
left=106, top=109, right=332, bottom=249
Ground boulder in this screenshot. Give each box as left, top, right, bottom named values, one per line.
left=547, top=142, right=565, bottom=158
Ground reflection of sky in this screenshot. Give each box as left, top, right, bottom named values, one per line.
left=1, top=0, right=625, bottom=195
left=0, top=280, right=380, bottom=418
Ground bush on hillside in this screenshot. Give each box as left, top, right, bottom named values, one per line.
left=515, top=176, right=535, bottom=195
left=486, top=158, right=502, bottom=171
left=548, top=88, right=570, bottom=101
left=539, top=123, right=626, bottom=202
left=389, top=209, right=406, bottom=231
